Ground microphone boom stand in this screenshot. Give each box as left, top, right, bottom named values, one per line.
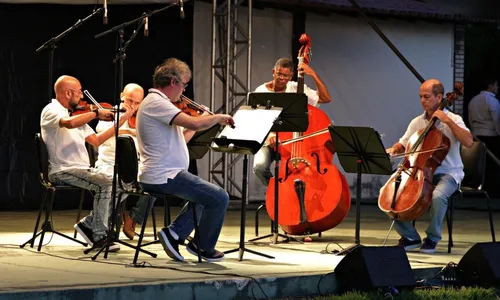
left=89, top=3, right=179, bottom=260
left=36, top=7, right=103, bottom=102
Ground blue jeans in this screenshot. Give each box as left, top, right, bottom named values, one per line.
left=253, top=146, right=277, bottom=186
left=139, top=170, right=229, bottom=253
left=394, top=173, right=459, bottom=243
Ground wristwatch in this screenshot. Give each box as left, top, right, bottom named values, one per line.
left=92, top=108, right=99, bottom=119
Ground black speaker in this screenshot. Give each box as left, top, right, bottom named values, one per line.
left=458, top=242, right=500, bottom=286
left=334, top=246, right=416, bottom=291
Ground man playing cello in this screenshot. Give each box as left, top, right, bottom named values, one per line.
left=386, top=79, right=473, bottom=253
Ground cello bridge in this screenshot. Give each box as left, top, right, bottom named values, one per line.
left=290, top=158, right=310, bottom=169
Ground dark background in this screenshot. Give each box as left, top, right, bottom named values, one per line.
left=0, top=2, right=194, bottom=210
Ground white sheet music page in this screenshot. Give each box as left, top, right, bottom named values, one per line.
left=218, top=107, right=282, bottom=143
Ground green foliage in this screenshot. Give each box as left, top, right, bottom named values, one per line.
left=278, top=287, right=500, bottom=300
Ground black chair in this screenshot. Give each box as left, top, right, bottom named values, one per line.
left=115, top=136, right=201, bottom=264
left=20, top=133, right=88, bottom=251
left=447, top=140, right=496, bottom=253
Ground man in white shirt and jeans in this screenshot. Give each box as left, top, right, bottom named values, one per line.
left=386, top=79, right=473, bottom=253
left=253, top=57, right=332, bottom=186
left=136, top=58, right=235, bottom=262
left=41, top=75, right=133, bottom=251
left=94, top=83, right=148, bottom=240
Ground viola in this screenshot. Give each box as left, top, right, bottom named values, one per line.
left=265, top=33, right=351, bottom=236
left=378, top=83, right=463, bottom=221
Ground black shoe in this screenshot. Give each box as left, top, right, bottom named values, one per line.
left=397, top=237, right=422, bottom=251
left=420, top=238, right=437, bottom=254
left=158, top=228, right=184, bottom=261
left=74, top=222, right=94, bottom=247
left=186, top=241, right=225, bottom=262
left=92, top=236, right=120, bottom=253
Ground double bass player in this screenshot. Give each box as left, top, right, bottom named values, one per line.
left=385, top=79, right=473, bottom=253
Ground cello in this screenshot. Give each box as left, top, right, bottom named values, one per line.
left=265, top=33, right=351, bottom=235
left=378, top=83, right=463, bottom=221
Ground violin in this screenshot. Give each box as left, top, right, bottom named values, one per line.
left=378, top=82, right=463, bottom=221
left=265, top=33, right=351, bottom=236
left=173, top=95, right=214, bottom=116
left=71, top=100, right=119, bottom=115
left=173, top=95, right=236, bottom=129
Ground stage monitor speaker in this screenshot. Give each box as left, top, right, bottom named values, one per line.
left=458, top=242, right=500, bottom=286
left=334, top=246, right=416, bottom=291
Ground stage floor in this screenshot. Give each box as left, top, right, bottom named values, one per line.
left=0, top=204, right=497, bottom=299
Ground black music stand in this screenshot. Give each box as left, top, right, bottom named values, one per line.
left=211, top=105, right=283, bottom=260
left=247, top=92, right=308, bottom=244
left=328, top=125, right=392, bottom=256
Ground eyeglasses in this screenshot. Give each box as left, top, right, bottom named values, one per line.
left=177, top=80, right=188, bottom=89
left=275, top=73, right=292, bottom=79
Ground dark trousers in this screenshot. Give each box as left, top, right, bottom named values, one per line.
left=477, top=135, right=500, bottom=198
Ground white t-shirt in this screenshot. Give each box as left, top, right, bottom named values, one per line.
left=40, top=99, right=95, bottom=176
left=254, top=81, right=320, bottom=107
left=398, top=109, right=469, bottom=184
left=95, top=119, right=136, bottom=176
left=137, top=89, right=189, bottom=184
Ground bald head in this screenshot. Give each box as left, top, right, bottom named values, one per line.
left=121, top=83, right=144, bottom=112
left=54, top=75, right=81, bottom=96
left=54, top=75, right=82, bottom=110
left=421, top=79, right=444, bottom=97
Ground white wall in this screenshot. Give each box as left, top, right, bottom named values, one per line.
left=306, top=14, right=454, bottom=199
left=193, top=2, right=454, bottom=201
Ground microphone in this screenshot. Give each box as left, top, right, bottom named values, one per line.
left=103, top=0, right=108, bottom=24
left=179, top=0, right=185, bottom=19
left=144, top=16, right=149, bottom=36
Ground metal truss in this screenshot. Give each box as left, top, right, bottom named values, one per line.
left=209, top=0, right=252, bottom=200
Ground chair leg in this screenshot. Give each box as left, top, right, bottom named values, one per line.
left=74, top=190, right=85, bottom=238
left=151, top=206, right=157, bottom=240
left=133, top=196, right=155, bottom=265
left=164, top=197, right=171, bottom=226
left=486, top=195, right=496, bottom=242
left=20, top=189, right=48, bottom=249
left=446, top=196, right=454, bottom=254
left=255, top=204, right=264, bottom=236
left=37, top=189, right=56, bottom=252
left=191, top=203, right=202, bottom=263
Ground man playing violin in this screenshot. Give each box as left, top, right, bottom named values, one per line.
left=136, top=58, right=234, bottom=262
left=253, top=57, right=332, bottom=186
left=386, top=79, right=473, bottom=253
left=94, top=83, right=147, bottom=240
left=40, top=75, right=134, bottom=251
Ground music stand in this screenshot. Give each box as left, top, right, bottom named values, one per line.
left=246, top=92, right=308, bottom=244
left=211, top=105, right=282, bottom=260
left=327, top=125, right=392, bottom=256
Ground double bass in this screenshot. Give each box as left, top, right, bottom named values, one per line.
left=378, top=83, right=463, bottom=221
left=265, top=34, right=351, bottom=235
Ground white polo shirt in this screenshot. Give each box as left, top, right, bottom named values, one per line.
left=40, top=99, right=95, bottom=176
left=95, top=119, right=136, bottom=176
left=398, top=109, right=469, bottom=184
left=137, top=89, right=189, bottom=184
left=254, top=81, right=320, bottom=107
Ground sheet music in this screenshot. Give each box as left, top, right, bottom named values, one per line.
left=218, top=107, right=282, bottom=143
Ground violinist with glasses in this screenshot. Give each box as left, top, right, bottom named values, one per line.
left=384, top=79, right=473, bottom=253
left=40, top=75, right=134, bottom=252
left=136, top=58, right=234, bottom=262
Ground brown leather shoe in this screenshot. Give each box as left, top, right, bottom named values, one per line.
left=122, top=211, right=136, bottom=240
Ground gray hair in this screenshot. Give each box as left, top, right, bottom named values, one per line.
left=432, top=82, right=445, bottom=97
left=274, top=58, right=294, bottom=71
left=153, top=58, right=192, bottom=89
